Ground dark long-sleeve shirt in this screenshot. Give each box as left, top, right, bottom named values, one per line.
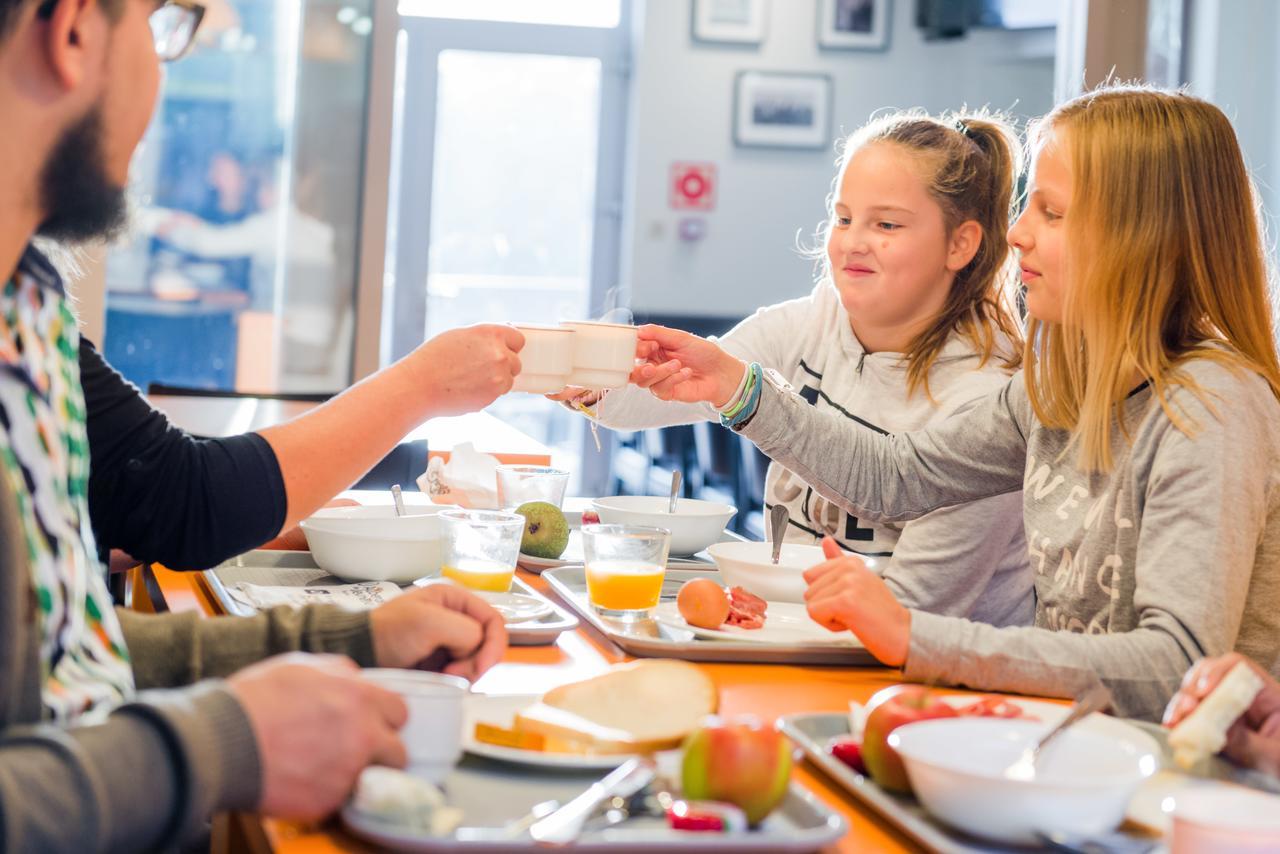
left=80, top=338, right=288, bottom=570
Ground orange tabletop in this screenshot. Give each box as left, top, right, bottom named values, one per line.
left=147, top=561, right=1032, bottom=854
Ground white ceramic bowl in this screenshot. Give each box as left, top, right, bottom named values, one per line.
left=591, top=496, right=736, bottom=556
left=890, top=717, right=1161, bottom=846
left=706, top=540, right=873, bottom=602
left=300, top=504, right=458, bottom=584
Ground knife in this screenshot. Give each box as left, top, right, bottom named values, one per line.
left=529, top=756, right=656, bottom=845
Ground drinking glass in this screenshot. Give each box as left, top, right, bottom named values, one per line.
left=440, top=510, right=523, bottom=592
left=581, top=524, right=670, bottom=620
left=495, top=465, right=570, bottom=510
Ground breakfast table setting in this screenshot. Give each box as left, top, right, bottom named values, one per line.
left=137, top=320, right=1280, bottom=854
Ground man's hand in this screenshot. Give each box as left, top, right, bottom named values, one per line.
left=803, top=537, right=911, bottom=667
left=370, top=583, right=508, bottom=681
left=228, top=653, right=408, bottom=821
left=1164, top=653, right=1280, bottom=777
left=407, top=325, right=525, bottom=416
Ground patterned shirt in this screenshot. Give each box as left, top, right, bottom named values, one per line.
left=0, top=245, right=134, bottom=722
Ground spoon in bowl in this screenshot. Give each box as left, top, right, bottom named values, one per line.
left=390, top=484, right=406, bottom=518
left=770, top=504, right=789, bottom=564
left=667, top=470, right=681, bottom=514
left=1004, top=683, right=1112, bottom=781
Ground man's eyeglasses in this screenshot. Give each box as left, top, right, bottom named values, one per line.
left=150, top=0, right=206, bottom=62
left=37, top=0, right=206, bottom=63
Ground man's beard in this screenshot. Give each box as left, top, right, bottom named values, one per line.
left=37, top=105, right=129, bottom=244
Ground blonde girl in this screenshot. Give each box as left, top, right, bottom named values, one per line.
left=565, top=112, right=1034, bottom=627
left=633, top=85, right=1280, bottom=720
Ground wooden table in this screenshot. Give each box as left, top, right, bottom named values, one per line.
left=147, top=561, right=940, bottom=853
left=148, top=394, right=554, bottom=466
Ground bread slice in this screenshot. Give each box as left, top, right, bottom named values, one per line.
left=514, top=660, right=718, bottom=753
left=1168, top=660, right=1265, bottom=769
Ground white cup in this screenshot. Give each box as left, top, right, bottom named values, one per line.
left=1172, top=787, right=1280, bottom=853
left=362, top=669, right=470, bottom=784
left=511, top=324, right=574, bottom=393
left=560, top=320, right=639, bottom=389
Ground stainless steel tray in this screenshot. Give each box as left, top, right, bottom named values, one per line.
left=203, top=550, right=579, bottom=646
left=340, top=754, right=847, bottom=852
left=543, top=566, right=882, bottom=666
left=778, top=711, right=1269, bottom=854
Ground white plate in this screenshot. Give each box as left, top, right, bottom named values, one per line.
left=475, top=592, right=552, bottom=624
left=463, top=693, right=654, bottom=771
left=652, top=600, right=863, bottom=647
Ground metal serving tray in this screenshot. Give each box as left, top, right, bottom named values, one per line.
left=542, top=565, right=882, bottom=666
left=340, top=754, right=847, bottom=852
left=203, top=550, right=578, bottom=646
left=778, top=711, right=1272, bottom=854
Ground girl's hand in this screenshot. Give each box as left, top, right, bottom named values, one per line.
left=1163, top=653, right=1280, bottom=775
left=804, top=536, right=911, bottom=667
left=546, top=386, right=602, bottom=407
left=629, top=324, right=747, bottom=408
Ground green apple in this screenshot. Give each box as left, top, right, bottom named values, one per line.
left=514, top=501, right=569, bottom=559
left=681, top=717, right=792, bottom=825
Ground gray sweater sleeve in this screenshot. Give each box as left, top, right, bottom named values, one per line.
left=0, top=683, right=260, bottom=853
left=738, top=372, right=1029, bottom=522
left=905, top=377, right=1274, bottom=720
left=117, top=604, right=376, bottom=689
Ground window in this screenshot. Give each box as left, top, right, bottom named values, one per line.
left=103, top=0, right=374, bottom=394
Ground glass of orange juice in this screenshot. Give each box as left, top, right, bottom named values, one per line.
left=439, top=510, right=523, bottom=593
left=582, top=524, right=671, bottom=620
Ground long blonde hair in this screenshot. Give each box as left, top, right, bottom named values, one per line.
left=819, top=111, right=1025, bottom=397
left=1025, top=85, right=1280, bottom=472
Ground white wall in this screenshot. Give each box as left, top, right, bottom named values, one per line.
left=1185, top=0, right=1280, bottom=257
left=621, top=0, right=1057, bottom=318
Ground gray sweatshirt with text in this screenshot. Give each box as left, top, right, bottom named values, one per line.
left=738, top=357, right=1280, bottom=720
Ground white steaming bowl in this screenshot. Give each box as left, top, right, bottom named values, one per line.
left=590, top=496, right=736, bottom=556
left=890, top=716, right=1160, bottom=846
left=300, top=504, right=458, bottom=584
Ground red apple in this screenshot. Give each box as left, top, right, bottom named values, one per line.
left=861, top=685, right=957, bottom=794
left=681, top=717, right=792, bottom=825
left=829, top=738, right=866, bottom=775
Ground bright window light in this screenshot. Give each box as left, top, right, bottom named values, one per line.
left=398, top=0, right=621, bottom=28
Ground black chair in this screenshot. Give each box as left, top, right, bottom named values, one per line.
left=737, top=435, right=770, bottom=541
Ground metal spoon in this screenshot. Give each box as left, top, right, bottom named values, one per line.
left=390, top=484, right=406, bottom=517
left=502, top=798, right=559, bottom=840
left=1005, top=683, right=1112, bottom=781
left=667, top=469, right=681, bottom=513
left=770, top=504, right=789, bottom=564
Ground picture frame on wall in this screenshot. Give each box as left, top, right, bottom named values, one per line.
left=817, top=0, right=892, bottom=50
left=733, top=71, right=832, bottom=150
left=692, top=0, right=768, bottom=45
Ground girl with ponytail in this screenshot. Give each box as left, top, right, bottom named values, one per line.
left=556, top=110, right=1034, bottom=628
